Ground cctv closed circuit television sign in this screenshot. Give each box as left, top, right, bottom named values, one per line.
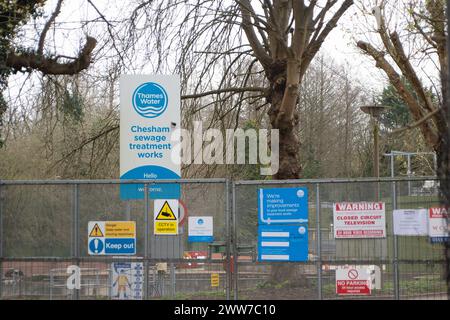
left=154, top=199, right=179, bottom=235
left=88, top=221, right=136, bottom=255
left=120, top=75, right=181, bottom=200
left=333, top=202, right=386, bottom=239
left=428, top=207, right=449, bottom=243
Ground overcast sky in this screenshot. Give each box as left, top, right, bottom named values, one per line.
left=7, top=0, right=439, bottom=106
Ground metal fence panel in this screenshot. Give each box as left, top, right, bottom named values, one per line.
left=0, top=177, right=447, bottom=300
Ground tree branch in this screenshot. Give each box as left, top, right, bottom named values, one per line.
left=300, top=0, right=353, bottom=77
left=6, top=37, right=97, bottom=75
left=237, top=0, right=272, bottom=68
left=357, top=40, right=439, bottom=148
left=38, top=0, right=64, bottom=55
left=389, top=108, right=442, bottom=135
left=181, top=86, right=267, bottom=100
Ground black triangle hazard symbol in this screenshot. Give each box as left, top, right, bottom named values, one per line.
left=89, top=223, right=104, bottom=237
left=156, top=201, right=177, bottom=220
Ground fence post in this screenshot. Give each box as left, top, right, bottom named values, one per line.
left=232, top=181, right=238, bottom=300
left=315, top=183, right=322, bottom=300
left=225, top=179, right=231, bottom=300
left=144, top=183, right=149, bottom=300
left=170, top=263, right=175, bottom=297
left=0, top=184, right=3, bottom=300
left=72, top=183, right=80, bottom=300
left=391, top=156, right=400, bottom=300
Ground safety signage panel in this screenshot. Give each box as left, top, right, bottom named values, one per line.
left=188, top=216, right=214, bottom=242
left=336, top=266, right=372, bottom=296
left=88, top=221, right=136, bottom=255
left=393, top=209, right=428, bottom=236
left=258, top=187, right=308, bottom=224
left=257, top=224, right=308, bottom=262
left=211, top=273, right=220, bottom=287
left=154, top=199, right=179, bottom=235
left=120, top=75, right=181, bottom=200
left=111, top=262, right=143, bottom=300
left=428, top=207, right=449, bottom=243
left=333, top=202, right=386, bottom=239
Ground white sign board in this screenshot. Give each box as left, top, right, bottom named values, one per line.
left=188, top=216, right=214, bottom=242
left=428, top=207, right=449, bottom=242
left=393, top=209, right=428, bottom=236
left=120, top=75, right=180, bottom=199
left=111, top=262, right=143, bottom=300
left=333, top=202, right=386, bottom=239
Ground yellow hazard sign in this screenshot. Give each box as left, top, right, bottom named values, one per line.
left=155, top=201, right=177, bottom=220
left=105, top=221, right=135, bottom=238
left=211, top=273, right=220, bottom=287
left=154, top=200, right=179, bottom=235
left=89, top=223, right=104, bottom=237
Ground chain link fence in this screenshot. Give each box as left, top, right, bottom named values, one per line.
left=0, top=177, right=447, bottom=300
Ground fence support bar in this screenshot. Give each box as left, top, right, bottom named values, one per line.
left=144, top=183, right=150, bottom=300
left=315, top=183, right=323, bottom=300
left=0, top=184, right=3, bottom=300
left=232, top=182, right=238, bottom=300
left=73, top=184, right=80, bottom=300
left=225, top=179, right=231, bottom=300
left=391, top=155, right=400, bottom=300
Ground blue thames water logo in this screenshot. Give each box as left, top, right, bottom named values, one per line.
left=197, top=219, right=204, bottom=225
left=132, top=82, right=168, bottom=118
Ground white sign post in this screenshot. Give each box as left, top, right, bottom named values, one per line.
left=188, top=216, right=214, bottom=242
left=393, top=209, right=428, bottom=236
left=120, top=75, right=180, bottom=200
left=333, top=202, right=386, bottom=239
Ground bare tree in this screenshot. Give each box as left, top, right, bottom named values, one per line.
left=356, top=0, right=449, bottom=296
left=0, top=0, right=97, bottom=146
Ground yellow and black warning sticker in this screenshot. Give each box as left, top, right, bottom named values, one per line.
left=155, top=201, right=177, bottom=220
left=89, top=223, right=104, bottom=237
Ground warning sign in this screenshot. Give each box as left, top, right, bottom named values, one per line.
left=89, top=223, right=104, bottom=237
left=333, top=202, right=386, bottom=239
left=154, top=199, right=178, bottom=235
left=336, top=266, right=371, bottom=295
left=156, top=201, right=177, bottom=220
left=428, top=207, right=449, bottom=243
left=88, top=221, right=136, bottom=255
left=211, top=273, right=220, bottom=287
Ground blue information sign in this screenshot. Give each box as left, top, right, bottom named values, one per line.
left=258, top=187, right=308, bottom=224
left=257, top=224, right=308, bottom=262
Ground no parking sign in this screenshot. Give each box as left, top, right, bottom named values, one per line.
left=336, top=266, right=372, bottom=295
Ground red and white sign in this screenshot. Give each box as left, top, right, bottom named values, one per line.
left=336, top=266, right=371, bottom=295
left=333, top=202, right=386, bottom=239
left=428, top=207, right=449, bottom=238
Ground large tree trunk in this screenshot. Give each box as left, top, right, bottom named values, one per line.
left=236, top=0, right=354, bottom=287
left=265, top=62, right=302, bottom=284
left=267, top=66, right=302, bottom=180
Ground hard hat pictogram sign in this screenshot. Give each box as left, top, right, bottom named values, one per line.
left=89, top=223, right=104, bottom=237
left=155, top=201, right=177, bottom=220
